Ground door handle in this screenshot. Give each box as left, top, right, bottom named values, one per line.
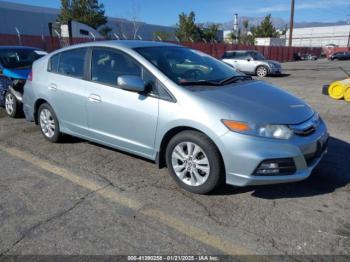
left=88, top=94, right=102, bottom=103
left=48, top=83, right=57, bottom=90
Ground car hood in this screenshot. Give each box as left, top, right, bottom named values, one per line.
left=194, top=80, right=314, bottom=125
left=2, top=68, right=30, bottom=80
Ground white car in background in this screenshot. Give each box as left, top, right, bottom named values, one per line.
left=221, top=50, right=282, bottom=77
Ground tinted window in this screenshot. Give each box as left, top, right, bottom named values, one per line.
left=0, top=48, right=43, bottom=69
left=57, top=48, right=86, bottom=78
left=48, top=53, right=60, bottom=73
left=222, top=52, right=235, bottom=59
left=234, top=52, right=249, bottom=59
left=251, top=52, right=265, bottom=60
left=91, top=48, right=142, bottom=87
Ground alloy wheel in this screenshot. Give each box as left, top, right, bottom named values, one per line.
left=257, top=66, right=268, bottom=77
left=5, top=93, right=14, bottom=115
left=39, top=108, right=56, bottom=138
left=171, top=142, right=210, bottom=186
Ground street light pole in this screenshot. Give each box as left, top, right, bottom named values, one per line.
left=288, top=0, right=295, bottom=47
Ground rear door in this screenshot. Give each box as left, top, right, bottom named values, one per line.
left=84, top=47, right=159, bottom=158
left=46, top=48, right=89, bottom=136
left=222, top=52, right=238, bottom=69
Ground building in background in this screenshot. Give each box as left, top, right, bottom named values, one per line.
left=0, top=0, right=176, bottom=40
left=255, top=37, right=286, bottom=46
left=286, top=25, right=350, bottom=47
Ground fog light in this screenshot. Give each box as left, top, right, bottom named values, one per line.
left=254, top=158, right=296, bottom=176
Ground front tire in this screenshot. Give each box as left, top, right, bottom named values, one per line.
left=256, top=65, right=268, bottom=77
left=38, top=103, right=61, bottom=143
left=165, top=131, right=224, bottom=194
left=5, top=92, right=21, bottom=118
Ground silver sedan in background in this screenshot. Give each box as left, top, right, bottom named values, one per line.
left=23, top=41, right=328, bottom=194
left=221, top=50, right=282, bottom=77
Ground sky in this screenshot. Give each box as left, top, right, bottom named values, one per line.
left=2, top=0, right=350, bottom=25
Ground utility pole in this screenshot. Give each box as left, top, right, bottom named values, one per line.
left=288, top=0, right=295, bottom=47
left=233, top=13, right=238, bottom=44
left=347, top=15, right=350, bottom=47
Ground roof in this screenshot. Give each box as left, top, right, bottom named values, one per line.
left=91, top=40, right=180, bottom=48
left=53, top=40, right=181, bottom=53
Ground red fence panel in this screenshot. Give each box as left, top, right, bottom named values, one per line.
left=0, top=34, right=323, bottom=62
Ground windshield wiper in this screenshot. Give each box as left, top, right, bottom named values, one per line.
left=180, top=80, right=222, bottom=86
left=219, top=75, right=253, bottom=85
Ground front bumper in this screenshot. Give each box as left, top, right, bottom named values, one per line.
left=269, top=67, right=282, bottom=75
left=219, top=120, right=328, bottom=186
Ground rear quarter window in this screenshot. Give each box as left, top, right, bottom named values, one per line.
left=48, top=48, right=87, bottom=79
left=48, top=53, right=60, bottom=73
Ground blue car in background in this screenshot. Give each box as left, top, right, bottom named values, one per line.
left=0, top=46, right=47, bottom=117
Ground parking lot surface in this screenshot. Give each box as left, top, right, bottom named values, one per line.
left=0, top=59, right=349, bottom=255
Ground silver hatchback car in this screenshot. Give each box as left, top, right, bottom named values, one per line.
left=23, top=41, right=328, bottom=194
left=221, top=50, right=282, bottom=77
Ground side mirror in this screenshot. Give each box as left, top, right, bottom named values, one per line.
left=117, top=75, right=145, bottom=93
left=247, top=57, right=252, bottom=61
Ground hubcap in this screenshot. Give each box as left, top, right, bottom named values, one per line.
left=257, top=67, right=267, bottom=77
left=39, top=109, right=55, bottom=138
left=5, top=93, right=14, bottom=115
left=171, top=142, right=210, bottom=186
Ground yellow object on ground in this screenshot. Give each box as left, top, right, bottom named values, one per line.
left=328, top=79, right=350, bottom=100
left=344, top=86, right=350, bottom=102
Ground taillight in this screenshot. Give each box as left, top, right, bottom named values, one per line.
left=27, top=70, right=33, bottom=81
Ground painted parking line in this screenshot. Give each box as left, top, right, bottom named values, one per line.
left=0, top=144, right=253, bottom=255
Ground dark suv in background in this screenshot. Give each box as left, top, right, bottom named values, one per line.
left=330, top=51, right=350, bottom=61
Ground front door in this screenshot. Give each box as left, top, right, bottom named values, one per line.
left=85, top=47, right=159, bottom=158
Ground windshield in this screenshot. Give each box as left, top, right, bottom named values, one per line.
left=0, top=49, right=44, bottom=69
left=252, top=52, right=265, bottom=60
left=134, top=46, right=242, bottom=86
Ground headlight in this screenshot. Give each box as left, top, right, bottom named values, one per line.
left=258, top=124, right=293, bottom=139
left=222, top=120, right=293, bottom=140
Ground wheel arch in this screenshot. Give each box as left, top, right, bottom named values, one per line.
left=255, top=64, right=270, bottom=76
left=33, top=98, right=49, bottom=124
left=156, top=126, right=225, bottom=173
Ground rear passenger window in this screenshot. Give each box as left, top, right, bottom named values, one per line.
left=234, top=52, right=248, bottom=59
left=57, top=48, right=86, bottom=78
left=48, top=53, right=60, bottom=73
left=223, top=52, right=235, bottom=59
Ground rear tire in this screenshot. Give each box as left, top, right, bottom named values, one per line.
left=256, top=65, right=268, bottom=77
left=38, top=103, right=62, bottom=143
left=165, top=130, right=224, bottom=194
left=5, top=92, right=22, bottom=118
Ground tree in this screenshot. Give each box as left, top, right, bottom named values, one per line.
left=58, top=0, right=108, bottom=29
left=251, top=14, right=279, bottom=38
left=200, top=24, right=220, bottom=42
left=243, top=20, right=249, bottom=34
left=130, top=0, right=142, bottom=40
left=176, top=11, right=201, bottom=42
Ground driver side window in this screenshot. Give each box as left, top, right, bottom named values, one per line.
left=91, top=48, right=141, bottom=86
left=91, top=48, right=159, bottom=95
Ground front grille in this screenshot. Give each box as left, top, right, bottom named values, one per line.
left=289, top=114, right=320, bottom=137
